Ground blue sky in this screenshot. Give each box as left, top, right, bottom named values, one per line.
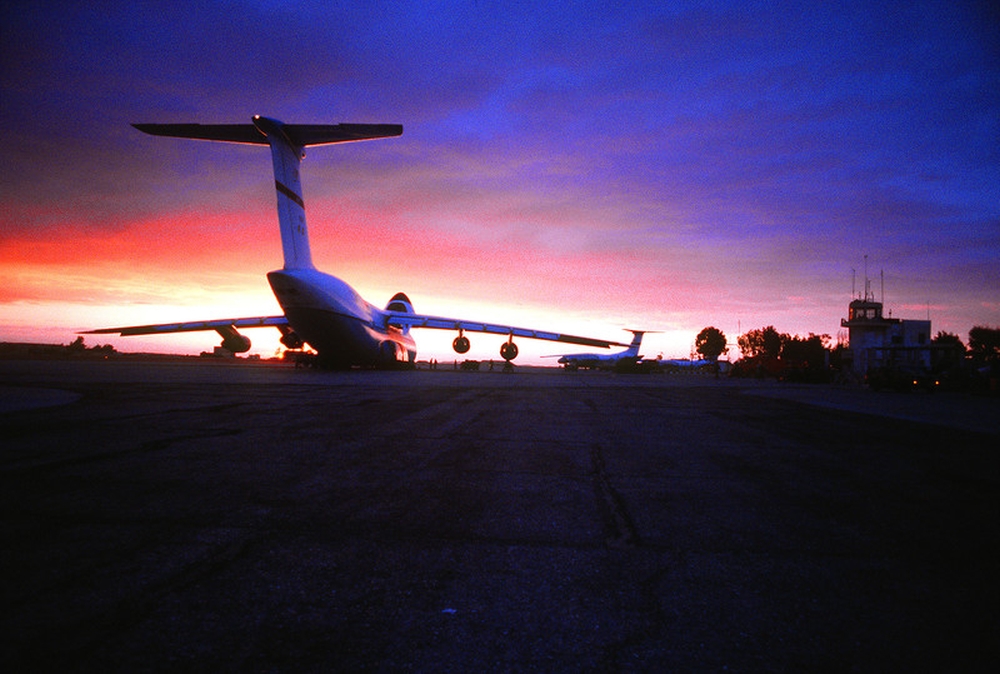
left=2, top=0, right=998, bottom=360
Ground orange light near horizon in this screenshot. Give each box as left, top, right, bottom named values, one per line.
left=2, top=179, right=877, bottom=366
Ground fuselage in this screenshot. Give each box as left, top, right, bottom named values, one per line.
left=557, top=330, right=645, bottom=369
left=268, top=268, right=415, bottom=367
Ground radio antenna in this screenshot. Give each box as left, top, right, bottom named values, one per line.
left=863, top=255, right=870, bottom=301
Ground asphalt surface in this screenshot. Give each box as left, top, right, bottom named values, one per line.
left=2, top=359, right=998, bottom=672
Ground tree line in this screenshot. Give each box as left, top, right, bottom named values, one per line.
left=693, top=325, right=1000, bottom=383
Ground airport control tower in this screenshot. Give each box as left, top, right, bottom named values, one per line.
left=840, top=268, right=930, bottom=376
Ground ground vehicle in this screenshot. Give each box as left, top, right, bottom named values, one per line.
left=867, top=366, right=939, bottom=392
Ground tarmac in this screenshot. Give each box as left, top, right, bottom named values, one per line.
left=1, top=358, right=998, bottom=671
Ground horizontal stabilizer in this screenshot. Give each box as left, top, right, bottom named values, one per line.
left=133, top=122, right=403, bottom=147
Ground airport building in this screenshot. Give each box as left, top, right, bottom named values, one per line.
left=840, top=296, right=931, bottom=376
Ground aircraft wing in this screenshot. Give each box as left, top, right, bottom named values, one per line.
left=82, top=316, right=288, bottom=336
left=386, top=313, right=629, bottom=349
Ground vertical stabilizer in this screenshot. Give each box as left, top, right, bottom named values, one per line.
left=624, top=330, right=645, bottom=355
left=133, top=116, right=403, bottom=271
left=253, top=116, right=313, bottom=269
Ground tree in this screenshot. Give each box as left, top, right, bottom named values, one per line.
left=781, top=333, right=830, bottom=370
left=66, top=336, right=87, bottom=354
left=738, top=326, right=784, bottom=360
left=932, top=331, right=964, bottom=350
left=968, top=326, right=1000, bottom=364
left=63, top=336, right=116, bottom=358
left=929, top=331, right=965, bottom=373
left=695, top=327, right=728, bottom=362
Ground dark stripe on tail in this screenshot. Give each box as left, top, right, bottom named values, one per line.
left=275, top=180, right=304, bottom=209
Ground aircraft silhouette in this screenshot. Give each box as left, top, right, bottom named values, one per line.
left=86, top=116, right=628, bottom=367
left=547, top=330, right=650, bottom=370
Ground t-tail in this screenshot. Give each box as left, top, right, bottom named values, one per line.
left=133, top=116, right=402, bottom=270
left=623, top=330, right=646, bottom=356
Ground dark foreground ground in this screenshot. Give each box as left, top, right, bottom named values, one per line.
left=1, top=359, right=997, bottom=672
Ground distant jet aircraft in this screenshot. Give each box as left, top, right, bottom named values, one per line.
left=658, top=358, right=712, bottom=369
left=547, top=329, right=649, bottom=370
left=86, top=116, right=628, bottom=368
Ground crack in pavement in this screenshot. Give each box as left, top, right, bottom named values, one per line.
left=590, top=444, right=640, bottom=549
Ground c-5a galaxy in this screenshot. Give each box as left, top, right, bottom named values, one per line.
left=87, top=116, right=629, bottom=367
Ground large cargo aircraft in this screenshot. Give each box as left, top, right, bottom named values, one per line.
left=548, top=330, right=648, bottom=370
left=86, top=116, right=628, bottom=367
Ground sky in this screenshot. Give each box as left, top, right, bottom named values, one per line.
left=2, top=0, right=998, bottom=363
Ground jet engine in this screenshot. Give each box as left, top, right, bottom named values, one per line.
left=453, top=330, right=471, bottom=354
left=500, top=340, right=519, bottom=361
left=215, top=325, right=251, bottom=353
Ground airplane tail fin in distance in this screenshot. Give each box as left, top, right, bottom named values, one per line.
left=133, top=117, right=403, bottom=270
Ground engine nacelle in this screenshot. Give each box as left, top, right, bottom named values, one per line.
left=453, top=334, right=471, bottom=354
left=215, top=325, right=252, bottom=353
left=500, top=341, right=519, bottom=361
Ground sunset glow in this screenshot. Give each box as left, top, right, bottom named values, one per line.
left=2, top=1, right=997, bottom=363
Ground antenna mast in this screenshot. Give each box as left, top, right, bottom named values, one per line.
left=863, top=255, right=870, bottom=301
